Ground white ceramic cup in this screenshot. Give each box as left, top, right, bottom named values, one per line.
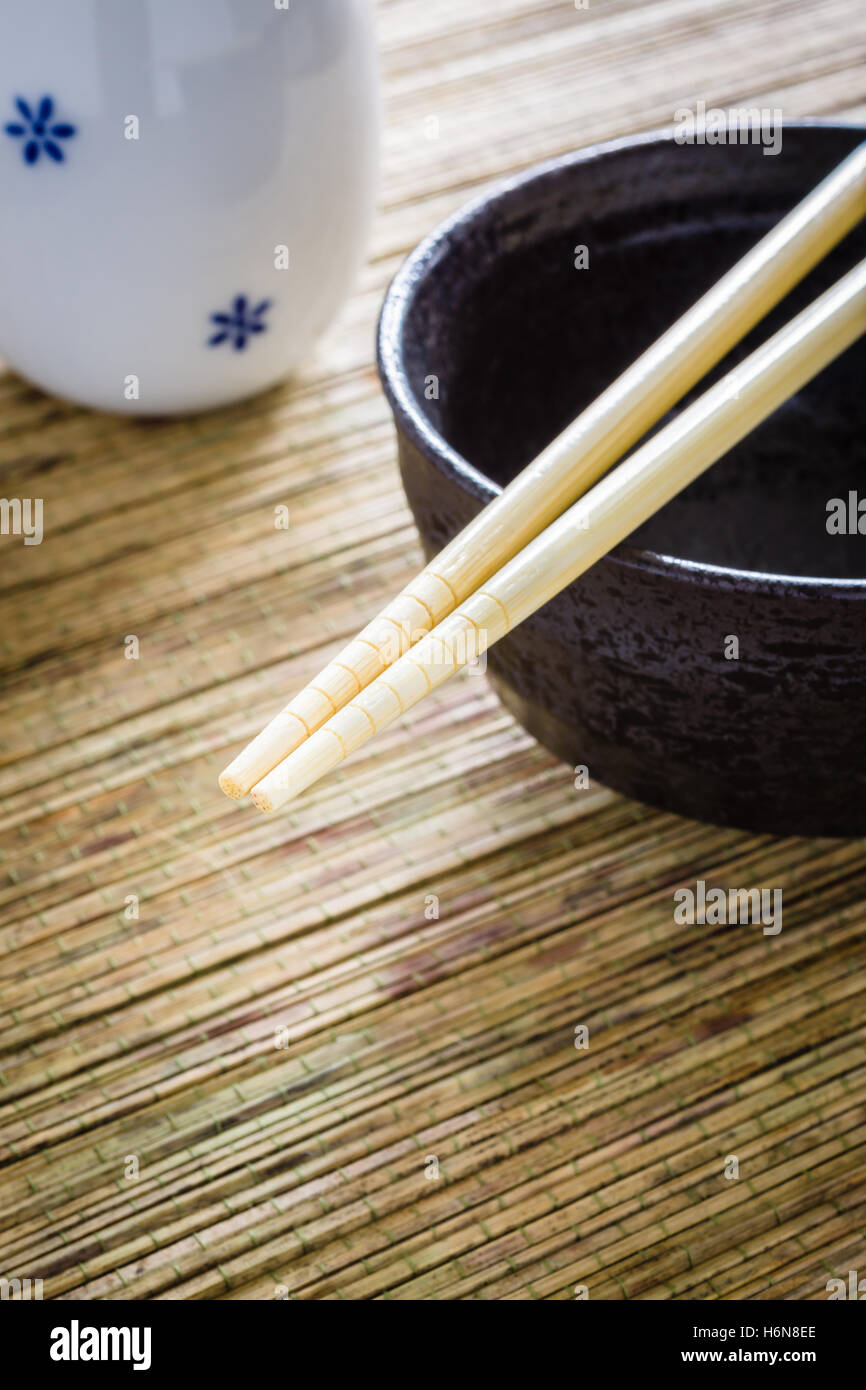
left=0, top=0, right=379, bottom=414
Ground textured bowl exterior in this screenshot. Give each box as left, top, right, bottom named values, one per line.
left=378, top=125, right=866, bottom=837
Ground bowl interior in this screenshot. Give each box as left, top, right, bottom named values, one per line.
left=401, top=130, right=866, bottom=581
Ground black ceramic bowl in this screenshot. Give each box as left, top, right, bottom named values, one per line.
left=377, top=124, right=866, bottom=837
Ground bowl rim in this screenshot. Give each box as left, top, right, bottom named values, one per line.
left=376, top=120, right=866, bottom=597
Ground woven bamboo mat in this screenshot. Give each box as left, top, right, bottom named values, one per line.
left=1, top=0, right=865, bottom=1302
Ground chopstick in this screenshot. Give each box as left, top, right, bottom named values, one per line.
left=250, top=257, right=866, bottom=811
left=219, top=142, right=866, bottom=800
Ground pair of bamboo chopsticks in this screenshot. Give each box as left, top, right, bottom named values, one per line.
left=221, top=142, right=866, bottom=813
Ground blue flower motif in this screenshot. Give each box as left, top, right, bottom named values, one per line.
left=5, top=95, right=76, bottom=164
left=208, top=295, right=271, bottom=351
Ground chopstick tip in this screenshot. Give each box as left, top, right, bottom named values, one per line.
left=251, top=787, right=277, bottom=814
left=218, top=770, right=246, bottom=800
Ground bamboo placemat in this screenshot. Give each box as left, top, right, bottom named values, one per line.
left=1, top=0, right=864, bottom=1301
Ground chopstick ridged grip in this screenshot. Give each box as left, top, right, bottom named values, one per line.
left=219, top=577, right=455, bottom=796
left=251, top=257, right=866, bottom=810
left=220, top=142, right=866, bottom=800
left=250, top=602, right=507, bottom=811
